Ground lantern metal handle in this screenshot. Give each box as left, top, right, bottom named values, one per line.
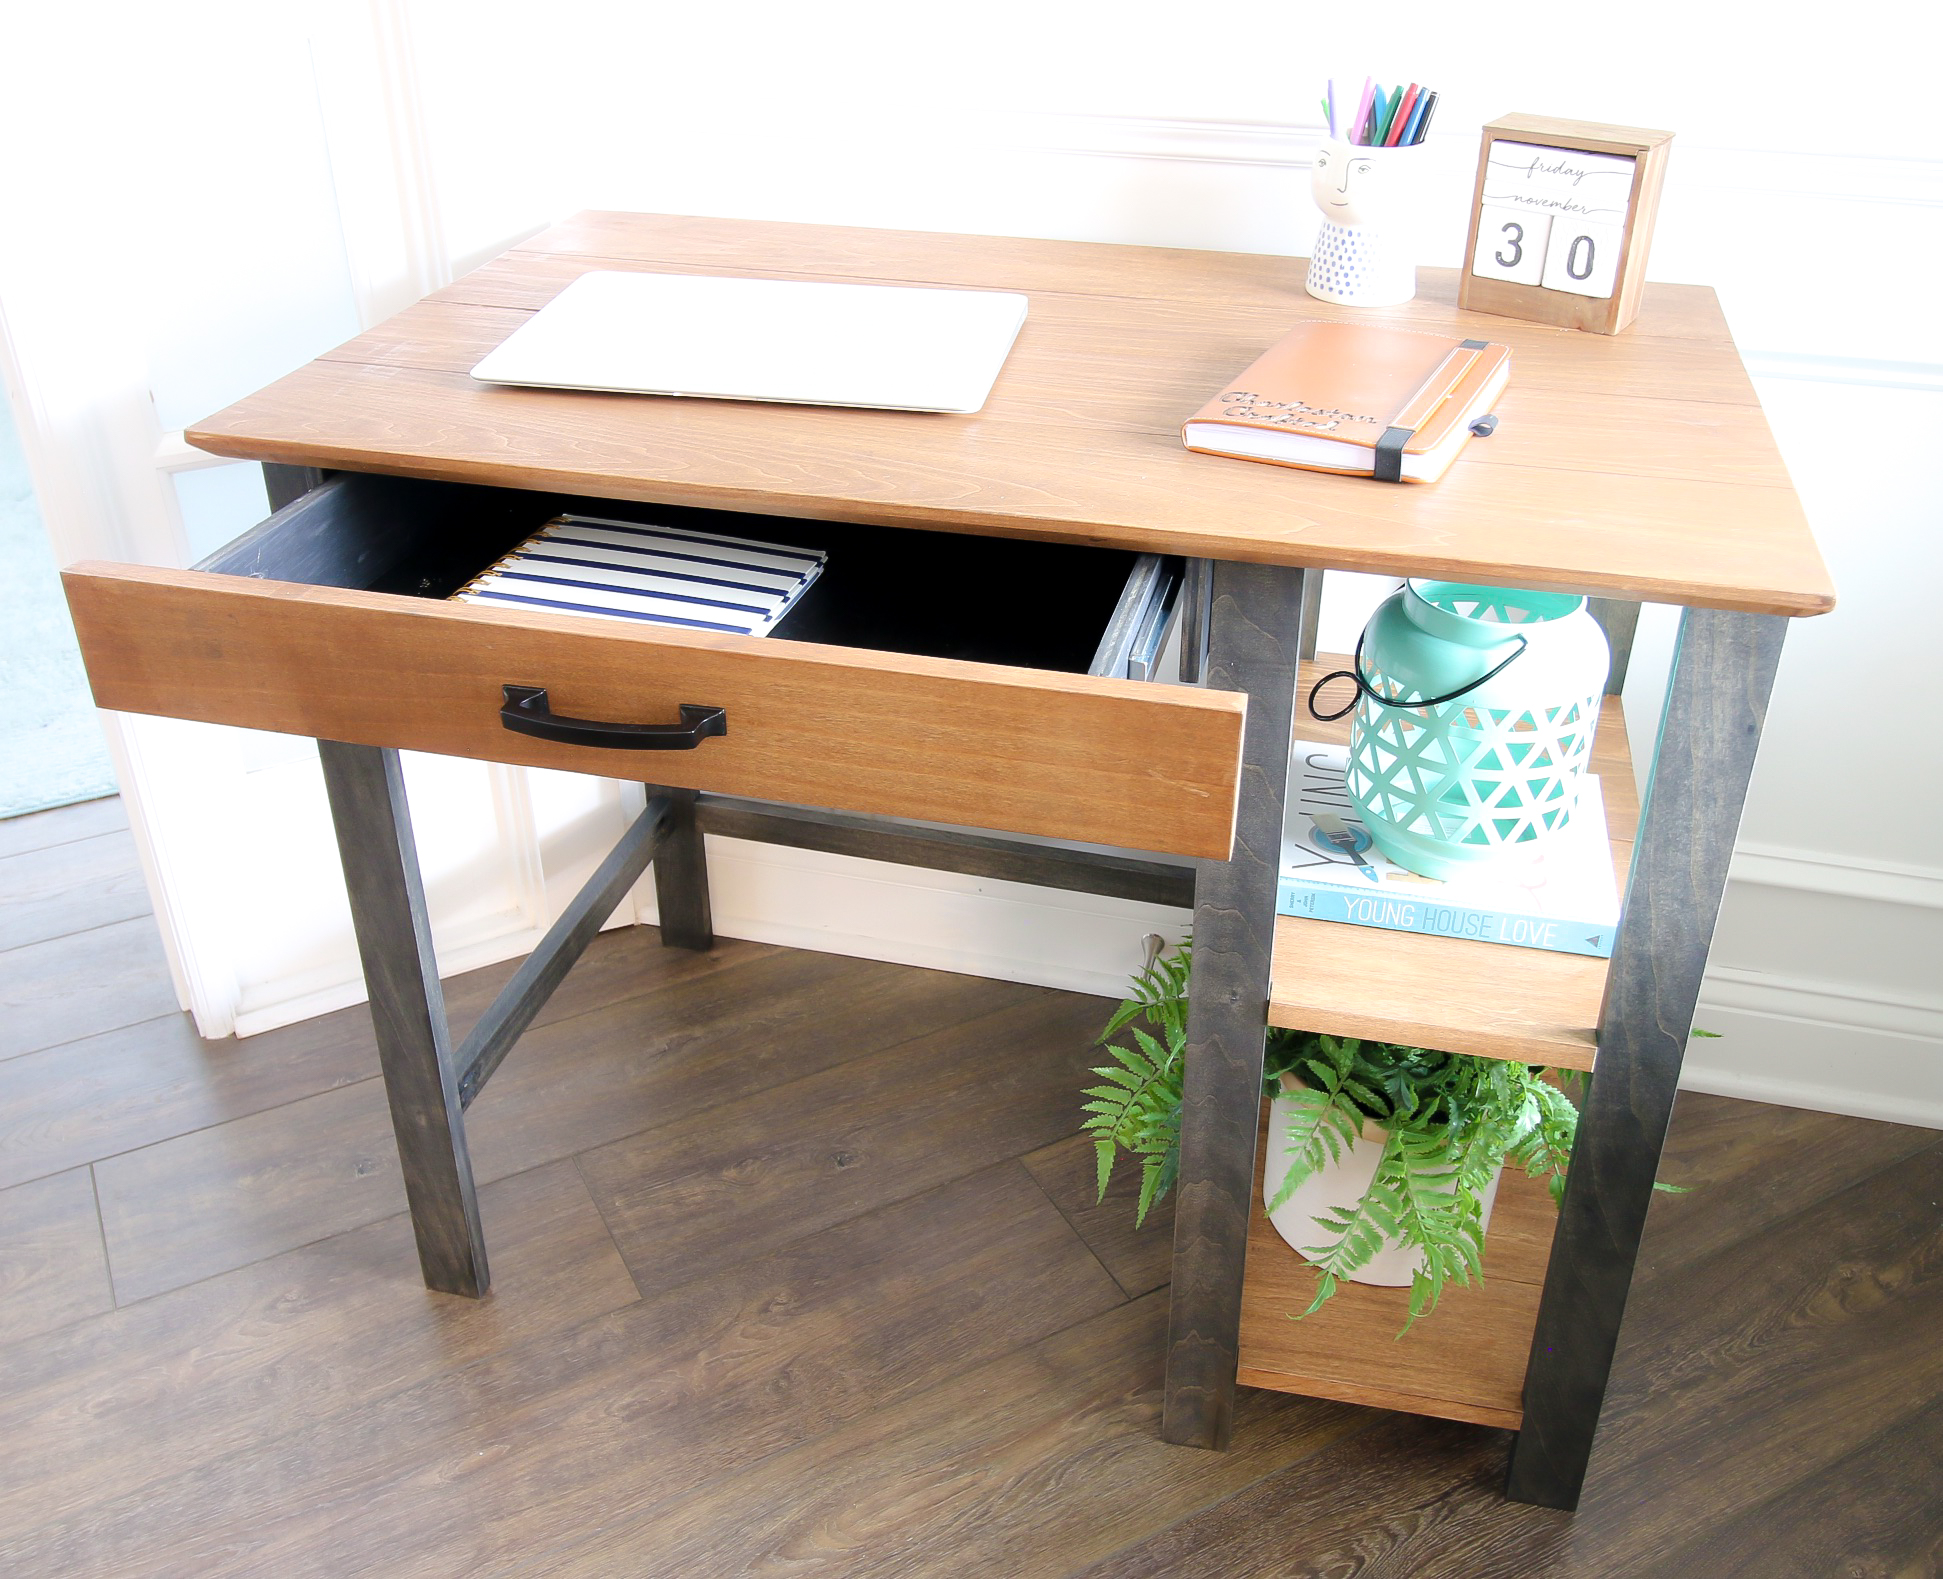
left=1308, top=629, right=1530, bottom=722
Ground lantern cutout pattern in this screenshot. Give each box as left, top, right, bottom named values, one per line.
left=1326, top=581, right=1611, bottom=882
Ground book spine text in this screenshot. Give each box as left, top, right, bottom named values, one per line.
left=1276, top=881, right=1614, bottom=958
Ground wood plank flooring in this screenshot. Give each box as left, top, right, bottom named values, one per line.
left=1, top=796, right=1937, bottom=1576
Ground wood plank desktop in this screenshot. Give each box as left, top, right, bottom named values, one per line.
left=188, top=213, right=1834, bottom=617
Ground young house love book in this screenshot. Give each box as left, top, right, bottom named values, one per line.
left=1182, top=322, right=1511, bottom=483
left=1279, top=741, right=1620, bottom=958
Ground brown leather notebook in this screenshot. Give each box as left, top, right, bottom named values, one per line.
left=1182, top=322, right=1511, bottom=483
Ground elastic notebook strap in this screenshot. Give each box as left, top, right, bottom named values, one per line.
left=1373, top=428, right=1411, bottom=483
left=1372, top=338, right=1493, bottom=484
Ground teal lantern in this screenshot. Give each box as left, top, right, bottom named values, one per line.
left=1313, top=581, right=1611, bottom=880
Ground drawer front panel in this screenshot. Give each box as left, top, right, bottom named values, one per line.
left=65, top=565, right=1246, bottom=860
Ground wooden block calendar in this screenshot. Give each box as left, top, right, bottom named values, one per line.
left=1458, top=114, right=1673, bottom=335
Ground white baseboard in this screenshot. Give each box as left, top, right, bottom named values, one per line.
left=1696, top=850, right=1943, bottom=1127
left=676, top=837, right=1943, bottom=1131
left=228, top=834, right=1187, bottom=1038
left=226, top=827, right=1941, bottom=1132
left=228, top=908, right=633, bottom=1038
left=642, top=837, right=1189, bottom=1006
left=1704, top=964, right=1943, bottom=1044
left=1685, top=984, right=1943, bottom=1129
left=680, top=839, right=1943, bottom=1132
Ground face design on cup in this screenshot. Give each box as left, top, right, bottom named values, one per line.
left=1311, top=144, right=1388, bottom=228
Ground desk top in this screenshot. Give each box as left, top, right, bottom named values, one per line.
left=188, top=212, right=1833, bottom=617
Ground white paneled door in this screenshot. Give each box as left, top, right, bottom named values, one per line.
left=0, top=2, right=644, bottom=1036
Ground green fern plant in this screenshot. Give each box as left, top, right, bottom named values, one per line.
left=1084, top=941, right=1584, bottom=1331
left=1081, top=943, right=1192, bottom=1229
left=1263, top=1029, right=1578, bottom=1331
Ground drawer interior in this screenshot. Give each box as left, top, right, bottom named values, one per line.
left=200, top=474, right=1172, bottom=677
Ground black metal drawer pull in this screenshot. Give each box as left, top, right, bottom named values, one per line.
left=500, top=686, right=727, bottom=751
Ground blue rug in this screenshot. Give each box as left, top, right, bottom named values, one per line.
left=0, top=400, right=118, bottom=818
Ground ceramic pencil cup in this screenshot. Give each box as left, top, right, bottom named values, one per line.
left=1305, top=139, right=1429, bottom=308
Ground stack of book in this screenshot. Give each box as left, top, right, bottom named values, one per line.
left=454, top=514, right=825, bottom=636
left=1279, top=741, right=1620, bottom=958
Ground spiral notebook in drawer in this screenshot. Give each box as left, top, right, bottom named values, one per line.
left=453, top=515, right=825, bottom=636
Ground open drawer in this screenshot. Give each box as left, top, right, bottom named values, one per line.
left=63, top=474, right=1246, bottom=859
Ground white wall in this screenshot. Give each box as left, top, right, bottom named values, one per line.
left=8, top=2, right=1939, bottom=1121
left=1690, top=379, right=1943, bottom=1124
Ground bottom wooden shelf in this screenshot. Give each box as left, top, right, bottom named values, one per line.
left=1237, top=1105, right=1559, bottom=1430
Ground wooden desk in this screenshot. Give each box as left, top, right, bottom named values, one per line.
left=64, top=213, right=1831, bottom=1512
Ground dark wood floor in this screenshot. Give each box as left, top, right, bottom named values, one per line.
left=1, top=796, right=1938, bottom=1577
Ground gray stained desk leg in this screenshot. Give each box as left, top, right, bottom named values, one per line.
left=1509, top=607, right=1787, bottom=1509
left=1162, top=560, right=1310, bottom=1449
left=317, top=740, right=490, bottom=1297
left=651, top=787, right=714, bottom=950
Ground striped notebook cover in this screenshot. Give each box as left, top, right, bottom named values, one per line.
left=454, top=515, right=825, bottom=637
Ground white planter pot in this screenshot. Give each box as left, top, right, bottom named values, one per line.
left=1262, top=1077, right=1504, bottom=1287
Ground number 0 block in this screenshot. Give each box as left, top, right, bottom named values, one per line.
left=1542, top=219, right=1624, bottom=298
left=1471, top=205, right=1550, bottom=285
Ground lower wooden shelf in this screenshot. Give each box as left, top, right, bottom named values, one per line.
left=1236, top=1105, right=1560, bottom=1430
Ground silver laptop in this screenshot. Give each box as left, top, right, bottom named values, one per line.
left=469, top=270, right=1029, bottom=415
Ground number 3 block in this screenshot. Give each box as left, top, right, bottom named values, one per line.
left=1471, top=205, right=1549, bottom=285
left=1542, top=219, right=1623, bottom=298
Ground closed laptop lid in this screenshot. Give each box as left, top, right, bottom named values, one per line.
left=469, top=270, right=1029, bottom=414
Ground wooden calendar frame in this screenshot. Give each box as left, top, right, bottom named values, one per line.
left=1458, top=114, right=1673, bottom=335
